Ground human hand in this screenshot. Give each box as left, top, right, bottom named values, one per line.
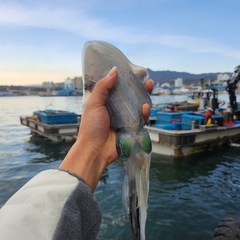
left=60, top=67, right=153, bottom=190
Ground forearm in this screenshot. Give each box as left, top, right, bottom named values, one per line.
left=59, top=138, right=110, bottom=191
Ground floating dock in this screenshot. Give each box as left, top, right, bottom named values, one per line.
left=20, top=116, right=80, bottom=142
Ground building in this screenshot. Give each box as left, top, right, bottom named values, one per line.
left=64, top=77, right=83, bottom=89
left=174, top=78, right=183, bottom=88
left=161, top=82, right=171, bottom=87
left=42, top=81, right=55, bottom=89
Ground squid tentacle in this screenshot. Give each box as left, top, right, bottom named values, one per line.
left=119, top=129, right=151, bottom=240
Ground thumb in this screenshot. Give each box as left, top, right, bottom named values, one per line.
left=88, top=67, right=118, bottom=107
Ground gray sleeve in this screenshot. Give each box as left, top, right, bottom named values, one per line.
left=53, top=180, right=102, bottom=240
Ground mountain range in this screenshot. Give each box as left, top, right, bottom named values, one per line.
left=147, top=69, right=232, bottom=85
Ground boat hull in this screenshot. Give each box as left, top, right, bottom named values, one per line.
left=146, top=124, right=240, bottom=158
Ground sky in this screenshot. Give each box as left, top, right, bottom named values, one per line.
left=0, top=0, right=240, bottom=85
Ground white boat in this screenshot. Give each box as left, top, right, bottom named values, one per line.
left=145, top=123, right=240, bottom=158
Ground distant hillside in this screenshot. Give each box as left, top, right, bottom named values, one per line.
left=147, top=69, right=232, bottom=85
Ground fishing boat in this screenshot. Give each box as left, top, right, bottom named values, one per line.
left=146, top=110, right=240, bottom=158
left=146, top=65, right=240, bottom=158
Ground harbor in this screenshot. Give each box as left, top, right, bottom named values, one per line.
left=20, top=109, right=240, bottom=158
left=1, top=1, right=240, bottom=239
left=19, top=71, right=240, bottom=159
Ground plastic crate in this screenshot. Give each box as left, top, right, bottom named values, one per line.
left=150, top=108, right=159, bottom=118
left=181, top=113, right=204, bottom=130
left=156, top=111, right=183, bottom=124
left=33, top=110, right=78, bottom=124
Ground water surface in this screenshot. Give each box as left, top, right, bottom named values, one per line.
left=0, top=95, right=239, bottom=240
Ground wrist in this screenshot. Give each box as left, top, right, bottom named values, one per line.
left=59, top=139, right=107, bottom=191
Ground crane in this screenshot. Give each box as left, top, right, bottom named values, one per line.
left=225, top=65, right=240, bottom=113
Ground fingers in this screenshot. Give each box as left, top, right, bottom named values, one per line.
left=142, top=103, right=151, bottom=123
left=144, top=79, right=154, bottom=94
left=87, top=68, right=152, bottom=108
left=133, top=67, right=154, bottom=93
left=142, top=79, right=153, bottom=123
left=85, top=66, right=153, bottom=123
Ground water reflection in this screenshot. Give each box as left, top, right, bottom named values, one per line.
left=27, top=135, right=113, bottom=185
left=151, top=152, right=216, bottom=182
left=147, top=146, right=240, bottom=240
left=27, top=135, right=74, bottom=163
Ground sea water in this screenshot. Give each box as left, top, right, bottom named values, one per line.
left=0, top=95, right=240, bottom=240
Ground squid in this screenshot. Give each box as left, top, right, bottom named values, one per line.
left=82, top=40, right=152, bottom=240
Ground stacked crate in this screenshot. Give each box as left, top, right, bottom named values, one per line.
left=155, top=111, right=183, bottom=130
left=181, top=113, right=205, bottom=130
left=33, top=110, right=78, bottom=124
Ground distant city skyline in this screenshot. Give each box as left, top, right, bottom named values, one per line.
left=1, top=0, right=240, bottom=85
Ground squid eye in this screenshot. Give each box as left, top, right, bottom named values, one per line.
left=116, top=133, right=134, bottom=159
left=138, top=129, right=152, bottom=154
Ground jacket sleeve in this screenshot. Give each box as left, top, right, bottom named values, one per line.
left=0, top=169, right=102, bottom=240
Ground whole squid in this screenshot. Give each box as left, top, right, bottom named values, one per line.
left=82, top=40, right=152, bottom=240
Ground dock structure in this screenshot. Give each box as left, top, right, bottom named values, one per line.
left=20, top=113, right=240, bottom=158
left=20, top=116, right=80, bottom=142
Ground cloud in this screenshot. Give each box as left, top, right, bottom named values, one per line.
left=0, top=3, right=83, bottom=30
left=0, top=3, right=124, bottom=39
left=155, top=34, right=240, bottom=60
left=0, top=2, right=240, bottom=62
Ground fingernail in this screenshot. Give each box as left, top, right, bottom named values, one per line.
left=107, top=66, right=117, bottom=77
